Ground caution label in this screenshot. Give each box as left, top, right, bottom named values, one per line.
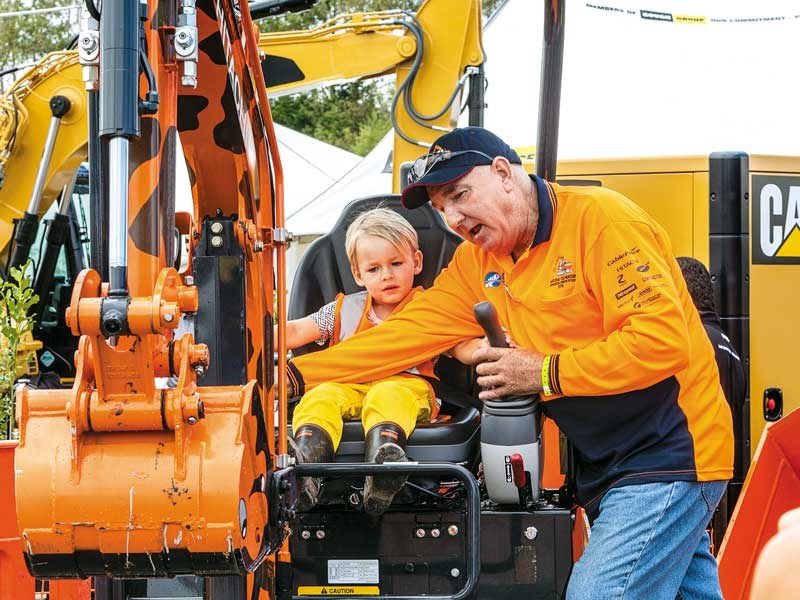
left=328, top=559, right=379, bottom=584
left=297, top=586, right=380, bottom=596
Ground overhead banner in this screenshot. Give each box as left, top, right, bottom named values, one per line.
left=585, top=3, right=800, bottom=25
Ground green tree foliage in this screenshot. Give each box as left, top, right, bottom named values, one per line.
left=0, top=262, right=38, bottom=438
left=261, top=0, right=503, bottom=155
left=0, top=1, right=76, bottom=88
left=269, top=82, right=393, bottom=156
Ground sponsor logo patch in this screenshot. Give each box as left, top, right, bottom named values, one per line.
left=634, top=293, right=662, bottom=309
left=484, top=271, right=504, bottom=288
left=636, top=262, right=650, bottom=273
left=607, top=246, right=641, bottom=267
left=614, top=283, right=637, bottom=300
left=549, top=257, right=577, bottom=289
left=556, top=256, right=573, bottom=276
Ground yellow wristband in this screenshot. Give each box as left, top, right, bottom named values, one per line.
left=541, top=355, right=552, bottom=396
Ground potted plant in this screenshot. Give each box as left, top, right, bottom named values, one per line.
left=0, top=262, right=38, bottom=440
left=0, top=262, right=37, bottom=596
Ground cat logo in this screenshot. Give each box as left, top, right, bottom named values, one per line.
left=753, top=175, right=800, bottom=264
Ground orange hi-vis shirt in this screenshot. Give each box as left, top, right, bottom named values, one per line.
left=289, top=176, right=734, bottom=516
left=328, top=286, right=440, bottom=419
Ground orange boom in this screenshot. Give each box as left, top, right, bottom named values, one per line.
left=13, top=0, right=286, bottom=582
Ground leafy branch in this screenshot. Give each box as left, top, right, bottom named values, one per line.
left=0, top=262, right=38, bottom=438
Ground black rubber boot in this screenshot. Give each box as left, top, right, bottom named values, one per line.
left=363, top=422, right=409, bottom=516
left=290, top=424, right=335, bottom=511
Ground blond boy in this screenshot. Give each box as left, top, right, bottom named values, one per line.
left=279, top=208, right=479, bottom=514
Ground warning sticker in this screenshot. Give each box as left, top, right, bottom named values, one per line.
left=328, top=559, right=379, bottom=584
left=297, top=586, right=380, bottom=596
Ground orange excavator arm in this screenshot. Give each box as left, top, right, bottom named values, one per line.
left=14, top=0, right=287, bottom=581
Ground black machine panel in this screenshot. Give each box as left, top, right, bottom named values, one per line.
left=290, top=508, right=573, bottom=599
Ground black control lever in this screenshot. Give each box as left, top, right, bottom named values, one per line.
left=474, top=301, right=507, bottom=348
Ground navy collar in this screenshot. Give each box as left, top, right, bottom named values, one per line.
left=531, top=174, right=554, bottom=247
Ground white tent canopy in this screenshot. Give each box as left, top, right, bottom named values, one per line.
left=282, top=0, right=800, bottom=240
left=273, top=123, right=361, bottom=216
left=475, top=0, right=800, bottom=158
left=286, top=130, right=393, bottom=236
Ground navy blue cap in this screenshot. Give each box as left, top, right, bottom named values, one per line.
left=401, top=127, right=522, bottom=209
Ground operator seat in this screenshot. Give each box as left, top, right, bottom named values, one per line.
left=288, top=195, right=480, bottom=464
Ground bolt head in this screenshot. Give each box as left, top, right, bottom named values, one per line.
left=415, top=528, right=426, bottom=538
left=450, top=568, right=460, bottom=578
left=210, top=235, right=224, bottom=248
left=163, top=312, right=174, bottom=322
left=524, top=526, right=538, bottom=540
left=447, top=525, right=459, bottom=536
left=431, top=528, right=441, bottom=538
left=301, top=530, right=311, bottom=540
left=187, top=416, right=197, bottom=425
left=315, top=529, right=325, bottom=540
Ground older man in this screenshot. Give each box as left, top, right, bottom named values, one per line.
left=287, top=127, right=733, bottom=599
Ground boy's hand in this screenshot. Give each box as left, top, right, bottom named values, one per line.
left=272, top=373, right=296, bottom=398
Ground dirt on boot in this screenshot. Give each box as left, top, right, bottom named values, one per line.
left=289, top=436, right=323, bottom=511
left=363, top=442, right=408, bottom=516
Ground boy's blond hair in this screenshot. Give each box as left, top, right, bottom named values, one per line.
left=345, top=208, right=419, bottom=269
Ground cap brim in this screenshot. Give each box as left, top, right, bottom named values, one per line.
left=401, top=165, right=476, bottom=209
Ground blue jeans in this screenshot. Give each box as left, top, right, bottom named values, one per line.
left=567, top=480, right=727, bottom=600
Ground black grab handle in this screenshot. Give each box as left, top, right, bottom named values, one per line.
left=474, top=301, right=507, bottom=348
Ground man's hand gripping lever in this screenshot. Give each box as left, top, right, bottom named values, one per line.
left=474, top=302, right=542, bottom=506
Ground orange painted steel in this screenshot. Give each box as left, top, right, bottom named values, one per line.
left=717, top=408, right=800, bottom=600
left=0, top=441, right=34, bottom=598
left=14, top=0, right=280, bottom=582
left=1, top=442, right=90, bottom=599
left=16, top=382, right=267, bottom=575
left=15, top=265, right=270, bottom=575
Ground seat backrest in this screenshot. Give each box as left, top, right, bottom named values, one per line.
left=288, top=194, right=473, bottom=394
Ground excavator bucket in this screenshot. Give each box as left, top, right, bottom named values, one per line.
left=717, top=408, right=800, bottom=599
left=13, top=269, right=277, bottom=579
left=15, top=379, right=271, bottom=578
